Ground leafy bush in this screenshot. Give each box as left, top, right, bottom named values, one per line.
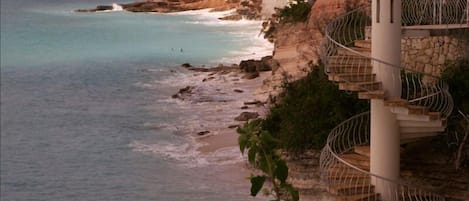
left=262, top=66, right=369, bottom=153
left=442, top=59, right=469, bottom=114
left=238, top=120, right=299, bottom=201
left=441, top=59, right=469, bottom=169
left=278, top=0, right=311, bottom=23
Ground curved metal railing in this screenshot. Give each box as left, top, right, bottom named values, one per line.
left=319, top=0, right=465, bottom=200
left=321, top=2, right=455, bottom=117
left=402, top=0, right=469, bottom=26
left=320, top=112, right=445, bottom=201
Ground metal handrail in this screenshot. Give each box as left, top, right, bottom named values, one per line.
left=321, top=1, right=456, bottom=118
left=402, top=0, right=469, bottom=26
left=320, top=112, right=446, bottom=201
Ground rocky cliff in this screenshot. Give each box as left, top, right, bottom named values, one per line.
left=256, top=0, right=369, bottom=101
left=75, top=0, right=264, bottom=20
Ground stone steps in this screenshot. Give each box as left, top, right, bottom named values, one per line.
left=358, top=90, right=386, bottom=99
left=354, top=40, right=372, bottom=49
left=327, top=65, right=373, bottom=74
left=339, top=81, right=382, bottom=92
left=337, top=193, right=380, bottom=201
left=329, top=73, right=376, bottom=83
left=337, top=46, right=371, bottom=57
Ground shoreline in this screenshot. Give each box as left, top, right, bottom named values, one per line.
left=174, top=64, right=272, bottom=155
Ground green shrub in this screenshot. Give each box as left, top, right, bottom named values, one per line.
left=442, top=59, right=469, bottom=114
left=263, top=66, right=369, bottom=153
left=278, top=0, right=311, bottom=23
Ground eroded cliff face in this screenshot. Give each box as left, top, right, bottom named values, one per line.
left=257, top=0, right=368, bottom=101
left=76, top=0, right=266, bottom=20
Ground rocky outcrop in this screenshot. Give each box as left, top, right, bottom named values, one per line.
left=239, top=56, right=277, bottom=73
left=234, top=111, right=259, bottom=121
left=75, top=5, right=114, bottom=12
left=257, top=0, right=369, bottom=101
left=76, top=0, right=241, bottom=13
left=75, top=0, right=265, bottom=20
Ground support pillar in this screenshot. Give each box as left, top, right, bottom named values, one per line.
left=370, top=0, right=402, bottom=200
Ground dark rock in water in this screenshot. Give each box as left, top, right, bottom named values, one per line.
left=242, top=72, right=259, bottom=79
left=239, top=58, right=273, bottom=73
left=172, top=86, right=194, bottom=99
left=181, top=63, right=193, bottom=68
left=97, top=5, right=113, bottom=10
left=179, top=86, right=193, bottom=94
left=187, top=67, right=210, bottom=72
left=244, top=100, right=264, bottom=106
left=261, top=56, right=278, bottom=71
left=202, top=77, right=215, bottom=82
left=228, top=125, right=239, bottom=129
left=235, top=112, right=259, bottom=121
left=239, top=59, right=262, bottom=73
left=234, top=89, right=244, bottom=93
left=219, top=14, right=242, bottom=21
left=75, top=5, right=113, bottom=12
left=197, top=131, right=210, bottom=136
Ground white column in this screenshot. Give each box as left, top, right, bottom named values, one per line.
left=370, top=0, right=402, bottom=200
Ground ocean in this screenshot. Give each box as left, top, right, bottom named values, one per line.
left=0, top=0, right=273, bottom=200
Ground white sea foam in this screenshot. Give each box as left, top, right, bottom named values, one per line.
left=129, top=140, right=244, bottom=167
left=216, top=35, right=274, bottom=64
left=111, top=3, right=123, bottom=11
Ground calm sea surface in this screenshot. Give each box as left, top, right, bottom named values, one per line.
left=0, top=1, right=272, bottom=200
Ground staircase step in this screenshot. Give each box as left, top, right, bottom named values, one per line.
left=328, top=65, right=374, bottom=74
left=339, top=81, right=382, bottom=92
left=354, top=40, right=372, bottom=49
left=399, top=119, right=446, bottom=128
left=337, top=47, right=371, bottom=57
left=389, top=105, right=430, bottom=115
left=327, top=171, right=370, bottom=180
left=329, top=73, right=376, bottom=83
left=395, top=113, right=439, bottom=122
left=384, top=98, right=409, bottom=107
left=340, top=153, right=370, bottom=168
left=401, top=132, right=440, bottom=140
left=337, top=193, right=380, bottom=201
left=331, top=184, right=375, bottom=196
left=358, top=90, right=385, bottom=99
left=401, top=126, right=446, bottom=133
left=327, top=56, right=371, bottom=65
left=330, top=162, right=370, bottom=171
left=354, top=146, right=370, bottom=158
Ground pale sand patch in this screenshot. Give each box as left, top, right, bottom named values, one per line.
left=197, top=129, right=240, bottom=153
left=194, top=72, right=271, bottom=154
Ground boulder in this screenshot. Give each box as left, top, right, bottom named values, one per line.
left=197, top=131, right=210, bottom=136
left=228, top=125, right=239, bottom=129
left=219, top=14, right=243, bottom=21
left=239, top=58, right=273, bottom=73
left=242, top=72, right=259, bottom=79
left=181, top=63, right=193, bottom=68
left=234, top=112, right=259, bottom=121
left=75, top=5, right=113, bottom=12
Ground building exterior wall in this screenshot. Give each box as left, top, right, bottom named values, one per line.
left=401, top=35, right=469, bottom=77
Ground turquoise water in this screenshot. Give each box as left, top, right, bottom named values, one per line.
left=0, top=1, right=271, bottom=200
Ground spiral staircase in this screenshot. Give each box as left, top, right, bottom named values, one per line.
left=319, top=0, right=467, bottom=201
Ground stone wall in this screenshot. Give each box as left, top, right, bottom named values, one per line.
left=401, top=34, right=469, bottom=77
